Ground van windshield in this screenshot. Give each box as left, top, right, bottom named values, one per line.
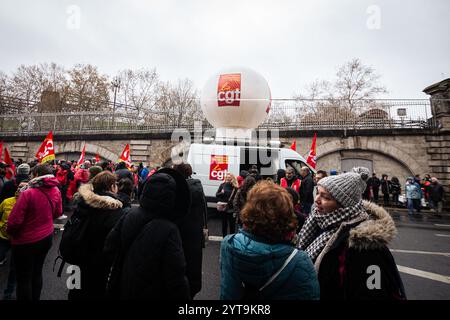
left=285, top=159, right=307, bottom=177
left=240, top=147, right=279, bottom=180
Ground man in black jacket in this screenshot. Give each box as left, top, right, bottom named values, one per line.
left=299, top=167, right=314, bottom=215
left=104, top=168, right=191, bottom=300
left=430, top=177, right=444, bottom=214
left=173, top=163, right=207, bottom=298
left=367, top=173, right=381, bottom=203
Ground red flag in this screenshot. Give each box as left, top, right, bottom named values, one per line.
left=290, top=140, right=296, bottom=151
left=35, top=131, right=56, bottom=163
left=95, top=153, right=100, bottom=163
left=118, top=144, right=131, bottom=167
left=4, top=147, right=15, bottom=179
left=0, top=141, right=3, bottom=161
left=306, top=133, right=317, bottom=169
left=77, top=144, right=86, bottom=166
left=3, top=147, right=12, bottom=166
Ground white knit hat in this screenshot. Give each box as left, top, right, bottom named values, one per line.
left=317, top=167, right=370, bottom=208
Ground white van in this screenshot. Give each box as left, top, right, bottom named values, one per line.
left=186, top=142, right=315, bottom=206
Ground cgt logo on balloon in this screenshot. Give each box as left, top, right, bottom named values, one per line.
left=217, top=73, right=241, bottom=107
left=209, top=155, right=228, bottom=181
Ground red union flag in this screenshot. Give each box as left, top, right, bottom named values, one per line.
left=35, top=131, right=56, bottom=164
left=217, top=73, right=241, bottom=107
left=306, top=133, right=317, bottom=169
left=290, top=140, right=296, bottom=151
left=209, top=155, right=228, bottom=181
left=77, top=144, right=86, bottom=166
left=118, top=144, right=131, bottom=167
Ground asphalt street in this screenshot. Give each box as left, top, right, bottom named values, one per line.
left=0, top=208, right=449, bottom=300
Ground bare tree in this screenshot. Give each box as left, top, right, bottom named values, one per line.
left=293, top=58, right=388, bottom=125
left=66, top=64, right=109, bottom=112
left=155, top=79, right=201, bottom=128
left=3, top=63, right=68, bottom=113
left=335, top=58, right=387, bottom=109
left=115, top=68, right=159, bottom=120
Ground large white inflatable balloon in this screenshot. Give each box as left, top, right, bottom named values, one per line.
left=200, top=67, right=271, bottom=131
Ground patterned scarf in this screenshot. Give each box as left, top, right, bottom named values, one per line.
left=19, top=174, right=54, bottom=192
left=296, top=201, right=368, bottom=262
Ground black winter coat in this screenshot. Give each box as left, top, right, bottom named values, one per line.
left=299, top=174, right=314, bottom=204
left=316, top=201, right=406, bottom=300
left=0, top=174, right=30, bottom=203
left=104, top=170, right=191, bottom=300
left=430, top=183, right=444, bottom=202
left=178, top=178, right=207, bottom=298
left=68, top=184, right=124, bottom=300
left=381, top=180, right=391, bottom=195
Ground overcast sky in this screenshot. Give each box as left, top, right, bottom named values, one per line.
left=0, top=0, right=449, bottom=99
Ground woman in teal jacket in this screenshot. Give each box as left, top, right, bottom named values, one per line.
left=220, top=181, right=320, bottom=300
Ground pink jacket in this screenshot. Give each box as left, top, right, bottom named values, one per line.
left=7, top=175, right=63, bottom=245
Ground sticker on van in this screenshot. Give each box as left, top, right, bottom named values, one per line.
left=210, top=155, right=228, bottom=181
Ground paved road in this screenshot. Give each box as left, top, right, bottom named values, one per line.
left=0, top=209, right=449, bottom=300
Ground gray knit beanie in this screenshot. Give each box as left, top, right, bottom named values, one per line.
left=317, top=167, right=370, bottom=208
left=17, top=163, right=31, bottom=175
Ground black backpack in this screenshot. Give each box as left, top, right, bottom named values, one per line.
left=59, top=207, right=92, bottom=266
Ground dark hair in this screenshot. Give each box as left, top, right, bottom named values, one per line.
left=316, top=170, right=327, bottom=177
left=172, top=163, right=193, bottom=179
left=116, top=161, right=127, bottom=170
left=118, top=178, right=134, bottom=196
left=285, top=187, right=299, bottom=205
left=92, top=171, right=117, bottom=194
left=32, top=164, right=54, bottom=177
left=241, top=176, right=257, bottom=194
left=391, top=176, right=400, bottom=184
left=100, top=161, right=109, bottom=170
left=240, top=170, right=249, bottom=178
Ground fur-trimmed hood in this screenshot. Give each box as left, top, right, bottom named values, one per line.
left=78, top=183, right=123, bottom=210
left=348, top=200, right=397, bottom=250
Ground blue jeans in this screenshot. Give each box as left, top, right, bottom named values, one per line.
left=407, top=199, right=421, bottom=215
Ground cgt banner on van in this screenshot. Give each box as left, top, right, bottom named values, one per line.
left=209, top=155, right=228, bottom=180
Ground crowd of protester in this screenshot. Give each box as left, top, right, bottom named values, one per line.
left=0, top=156, right=447, bottom=301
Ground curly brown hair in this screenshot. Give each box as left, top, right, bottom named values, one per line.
left=240, top=180, right=298, bottom=242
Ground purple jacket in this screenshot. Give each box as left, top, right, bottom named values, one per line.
left=7, top=175, right=63, bottom=245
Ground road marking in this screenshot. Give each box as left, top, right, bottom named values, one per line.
left=390, top=249, right=450, bottom=258
left=435, top=224, right=450, bottom=227
left=397, top=265, right=450, bottom=285
left=208, top=236, right=224, bottom=242
left=435, top=234, right=450, bottom=238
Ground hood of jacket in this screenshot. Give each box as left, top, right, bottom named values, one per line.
left=28, top=174, right=60, bottom=189
left=348, top=200, right=397, bottom=251
left=187, top=178, right=204, bottom=206
left=78, top=183, right=123, bottom=210
left=139, top=168, right=191, bottom=222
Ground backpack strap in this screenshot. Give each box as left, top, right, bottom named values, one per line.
left=259, top=248, right=298, bottom=291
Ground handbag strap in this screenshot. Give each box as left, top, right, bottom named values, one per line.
left=259, top=248, right=298, bottom=291
left=35, top=187, right=54, bottom=215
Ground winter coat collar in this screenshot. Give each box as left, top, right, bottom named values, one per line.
left=348, top=201, right=397, bottom=251
left=314, top=200, right=396, bottom=270
left=78, top=183, right=123, bottom=210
